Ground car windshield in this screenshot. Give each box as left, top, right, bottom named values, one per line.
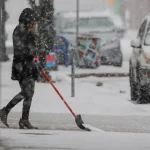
left=59, top=17, right=114, bottom=30
left=145, top=23, right=150, bottom=45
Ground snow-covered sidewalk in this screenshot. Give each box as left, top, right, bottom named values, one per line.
left=1, top=56, right=150, bottom=116
left=1, top=129, right=150, bottom=150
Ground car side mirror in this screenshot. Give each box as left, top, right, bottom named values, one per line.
left=131, top=39, right=141, bottom=48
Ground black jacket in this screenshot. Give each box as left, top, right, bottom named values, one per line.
left=11, top=8, right=39, bottom=81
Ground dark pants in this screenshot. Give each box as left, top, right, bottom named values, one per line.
left=5, top=78, right=35, bottom=120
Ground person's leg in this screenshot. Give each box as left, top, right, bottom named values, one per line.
left=22, top=78, right=35, bottom=120
left=19, top=78, right=38, bottom=129
left=0, top=80, right=25, bottom=127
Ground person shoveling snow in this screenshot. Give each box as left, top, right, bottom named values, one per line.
left=0, top=8, right=98, bottom=132
left=0, top=8, right=39, bottom=129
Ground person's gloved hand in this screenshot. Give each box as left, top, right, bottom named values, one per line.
left=33, top=56, right=39, bottom=63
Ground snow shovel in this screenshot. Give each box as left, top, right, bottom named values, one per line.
left=41, top=69, right=91, bottom=131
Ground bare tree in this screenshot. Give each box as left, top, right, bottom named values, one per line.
left=28, top=0, right=37, bottom=10
left=28, top=0, right=55, bottom=82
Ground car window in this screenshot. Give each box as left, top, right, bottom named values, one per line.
left=137, top=20, right=147, bottom=41
left=57, top=17, right=115, bottom=30
left=144, top=22, right=150, bottom=45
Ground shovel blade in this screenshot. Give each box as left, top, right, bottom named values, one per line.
left=75, top=115, right=91, bottom=131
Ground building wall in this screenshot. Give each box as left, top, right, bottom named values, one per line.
left=54, top=0, right=106, bottom=13
left=6, top=0, right=149, bottom=29
left=6, top=0, right=107, bottom=25
left=127, top=0, right=150, bottom=29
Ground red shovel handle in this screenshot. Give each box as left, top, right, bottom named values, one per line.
left=41, top=69, right=76, bottom=117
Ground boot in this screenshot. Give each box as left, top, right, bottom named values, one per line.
left=0, top=107, right=9, bottom=127
left=19, top=119, right=38, bottom=129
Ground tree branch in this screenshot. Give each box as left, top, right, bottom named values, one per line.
left=28, top=0, right=37, bottom=10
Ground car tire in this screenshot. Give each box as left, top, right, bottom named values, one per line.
left=129, top=65, right=138, bottom=101
left=93, top=61, right=99, bottom=68
left=130, top=83, right=138, bottom=101
left=136, top=65, right=149, bottom=104
left=137, top=85, right=148, bottom=104
left=113, top=51, right=123, bottom=67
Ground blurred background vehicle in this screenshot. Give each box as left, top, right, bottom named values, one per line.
left=55, top=10, right=124, bottom=67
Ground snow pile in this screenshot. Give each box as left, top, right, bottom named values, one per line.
left=83, top=124, right=104, bottom=132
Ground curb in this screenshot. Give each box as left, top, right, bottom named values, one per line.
left=69, top=73, right=129, bottom=78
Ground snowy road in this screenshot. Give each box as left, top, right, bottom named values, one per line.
left=2, top=129, right=150, bottom=150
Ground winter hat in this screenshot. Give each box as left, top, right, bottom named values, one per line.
left=19, top=8, right=37, bottom=25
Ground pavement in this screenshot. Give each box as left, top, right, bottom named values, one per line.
left=1, top=112, right=150, bottom=133
left=1, top=112, right=150, bottom=150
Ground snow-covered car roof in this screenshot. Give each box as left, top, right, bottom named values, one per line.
left=55, top=10, right=124, bottom=28
left=56, top=10, right=113, bottom=18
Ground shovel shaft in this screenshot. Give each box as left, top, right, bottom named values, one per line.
left=41, top=69, right=76, bottom=117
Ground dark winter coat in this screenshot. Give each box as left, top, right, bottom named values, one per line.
left=11, top=8, right=39, bottom=81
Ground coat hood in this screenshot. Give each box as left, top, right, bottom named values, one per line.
left=19, top=8, right=37, bottom=25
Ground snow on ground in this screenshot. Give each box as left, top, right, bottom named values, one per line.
left=1, top=55, right=150, bottom=116
left=1, top=129, right=150, bottom=150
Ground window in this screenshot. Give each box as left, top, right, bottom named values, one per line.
left=137, top=20, right=147, bottom=41
left=58, top=17, right=115, bottom=30
left=144, top=22, right=150, bottom=45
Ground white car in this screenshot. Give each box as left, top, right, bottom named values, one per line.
left=55, top=11, right=124, bottom=67
left=129, top=14, right=150, bottom=103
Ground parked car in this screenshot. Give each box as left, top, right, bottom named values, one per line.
left=55, top=10, right=124, bottom=67
left=129, top=14, right=150, bottom=103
